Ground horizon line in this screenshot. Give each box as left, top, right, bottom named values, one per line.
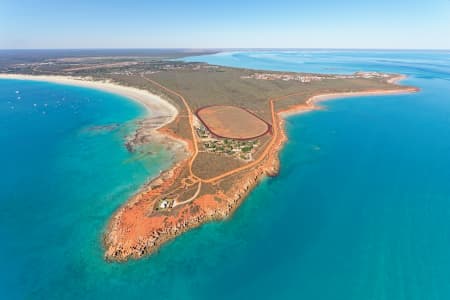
left=0, top=47, right=449, bottom=51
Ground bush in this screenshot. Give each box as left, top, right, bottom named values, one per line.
left=241, top=146, right=252, bottom=153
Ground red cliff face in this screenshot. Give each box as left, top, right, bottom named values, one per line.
left=103, top=117, right=287, bottom=262
left=104, top=83, right=417, bottom=262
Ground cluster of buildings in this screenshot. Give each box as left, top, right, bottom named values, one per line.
left=195, top=124, right=258, bottom=161
left=241, top=73, right=324, bottom=83
left=354, top=71, right=390, bottom=79
left=242, top=71, right=391, bottom=83
left=191, top=64, right=220, bottom=71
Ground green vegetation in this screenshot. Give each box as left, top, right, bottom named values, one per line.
left=0, top=52, right=411, bottom=181
left=201, top=135, right=257, bottom=161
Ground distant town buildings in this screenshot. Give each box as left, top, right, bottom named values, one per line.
left=241, top=73, right=324, bottom=83
left=241, top=71, right=390, bottom=83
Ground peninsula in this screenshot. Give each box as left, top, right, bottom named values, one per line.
left=0, top=52, right=419, bottom=261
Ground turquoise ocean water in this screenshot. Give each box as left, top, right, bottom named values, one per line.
left=2, top=50, right=450, bottom=299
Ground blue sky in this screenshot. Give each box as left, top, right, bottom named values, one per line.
left=1, top=0, right=449, bottom=49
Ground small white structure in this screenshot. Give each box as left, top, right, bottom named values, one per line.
left=159, top=199, right=170, bottom=209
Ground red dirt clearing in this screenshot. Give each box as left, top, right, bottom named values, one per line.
left=196, top=105, right=270, bottom=140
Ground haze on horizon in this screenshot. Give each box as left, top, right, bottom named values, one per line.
left=1, top=0, right=449, bottom=50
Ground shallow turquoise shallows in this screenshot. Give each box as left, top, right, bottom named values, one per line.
left=2, top=50, right=450, bottom=299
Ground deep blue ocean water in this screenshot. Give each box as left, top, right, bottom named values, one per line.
left=2, top=50, right=450, bottom=299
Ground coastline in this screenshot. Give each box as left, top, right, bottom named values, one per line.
left=0, top=73, right=189, bottom=160
left=0, top=73, right=419, bottom=262
left=279, top=75, right=418, bottom=118
left=103, top=74, right=419, bottom=262
left=0, top=74, right=178, bottom=125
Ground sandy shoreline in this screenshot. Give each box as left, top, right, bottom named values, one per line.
left=0, top=73, right=414, bottom=133
left=1, top=72, right=419, bottom=262
left=103, top=73, right=419, bottom=261
left=0, top=73, right=189, bottom=176
left=0, top=74, right=178, bottom=126
left=279, top=76, right=418, bottom=118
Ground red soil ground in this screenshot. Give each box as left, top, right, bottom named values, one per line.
left=196, top=105, right=270, bottom=140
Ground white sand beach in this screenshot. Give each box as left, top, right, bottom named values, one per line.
left=0, top=74, right=178, bottom=128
